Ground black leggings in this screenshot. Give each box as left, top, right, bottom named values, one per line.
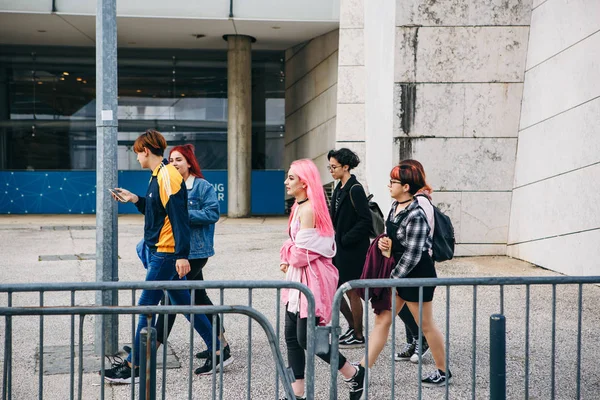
left=398, top=304, right=428, bottom=345
left=155, top=258, right=223, bottom=343
left=285, top=311, right=346, bottom=380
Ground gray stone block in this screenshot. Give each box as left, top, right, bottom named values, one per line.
left=340, top=0, right=364, bottom=28
left=395, top=83, right=523, bottom=137
left=514, top=98, right=600, bottom=187
left=396, top=0, right=532, bottom=26
left=395, top=27, right=529, bottom=83
left=520, top=32, right=600, bottom=129
left=527, top=0, right=600, bottom=69
left=396, top=137, right=517, bottom=191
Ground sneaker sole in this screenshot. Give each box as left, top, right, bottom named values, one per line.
left=104, top=376, right=139, bottom=384
left=394, top=355, right=413, bottom=361
left=410, top=348, right=431, bottom=364
left=421, top=377, right=451, bottom=387
left=197, top=356, right=235, bottom=376
left=339, top=343, right=365, bottom=349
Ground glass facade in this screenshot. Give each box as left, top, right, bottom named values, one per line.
left=0, top=45, right=285, bottom=171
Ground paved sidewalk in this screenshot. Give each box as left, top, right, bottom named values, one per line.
left=0, top=215, right=598, bottom=399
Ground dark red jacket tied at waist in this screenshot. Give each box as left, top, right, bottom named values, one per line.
left=357, top=234, right=397, bottom=314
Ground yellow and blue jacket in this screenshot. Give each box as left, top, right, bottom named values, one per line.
left=135, top=159, right=190, bottom=258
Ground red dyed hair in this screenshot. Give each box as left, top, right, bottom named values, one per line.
left=402, top=159, right=432, bottom=198
left=169, top=144, right=204, bottom=179
left=390, top=160, right=427, bottom=195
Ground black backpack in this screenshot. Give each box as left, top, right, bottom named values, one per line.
left=349, top=184, right=385, bottom=239
left=417, top=194, right=455, bottom=262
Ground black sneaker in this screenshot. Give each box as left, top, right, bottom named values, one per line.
left=279, top=395, right=306, bottom=400
left=395, top=340, right=416, bottom=361
left=194, top=347, right=234, bottom=375
left=410, top=340, right=430, bottom=363
left=339, top=333, right=365, bottom=349
left=339, top=327, right=354, bottom=343
left=196, top=344, right=230, bottom=359
left=101, top=356, right=139, bottom=384
left=122, top=345, right=132, bottom=354
left=421, top=369, right=452, bottom=387
left=345, top=364, right=365, bottom=400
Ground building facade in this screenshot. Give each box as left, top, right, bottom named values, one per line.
left=1, top=0, right=599, bottom=275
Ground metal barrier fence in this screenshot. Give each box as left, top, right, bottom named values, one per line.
left=0, top=280, right=316, bottom=400
left=328, top=276, right=600, bottom=400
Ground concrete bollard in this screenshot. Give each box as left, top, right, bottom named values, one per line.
left=490, top=314, right=506, bottom=400
left=139, top=323, right=157, bottom=400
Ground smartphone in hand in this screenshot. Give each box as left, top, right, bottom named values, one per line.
left=108, top=188, right=127, bottom=202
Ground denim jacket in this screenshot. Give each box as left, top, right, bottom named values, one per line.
left=186, top=176, right=220, bottom=259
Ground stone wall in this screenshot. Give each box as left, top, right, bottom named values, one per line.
left=284, top=30, right=339, bottom=183
left=507, top=0, right=600, bottom=275
left=392, top=0, right=531, bottom=256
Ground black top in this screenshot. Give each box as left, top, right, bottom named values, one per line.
left=329, top=175, right=372, bottom=283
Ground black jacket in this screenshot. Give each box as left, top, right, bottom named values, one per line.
left=329, top=175, right=372, bottom=281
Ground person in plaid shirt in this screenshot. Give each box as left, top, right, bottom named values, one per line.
left=351, top=162, right=451, bottom=395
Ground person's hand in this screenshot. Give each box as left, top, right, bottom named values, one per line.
left=111, top=188, right=138, bottom=203
left=378, top=237, right=392, bottom=252
left=280, top=263, right=289, bottom=273
left=176, top=259, right=191, bottom=278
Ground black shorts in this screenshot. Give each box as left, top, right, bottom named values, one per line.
left=395, top=251, right=437, bottom=302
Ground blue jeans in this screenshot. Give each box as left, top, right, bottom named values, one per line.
left=127, top=244, right=218, bottom=366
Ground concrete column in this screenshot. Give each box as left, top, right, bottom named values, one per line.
left=226, top=35, right=253, bottom=217
left=364, top=0, right=396, bottom=210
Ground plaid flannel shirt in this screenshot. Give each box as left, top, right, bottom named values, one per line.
left=389, top=199, right=432, bottom=279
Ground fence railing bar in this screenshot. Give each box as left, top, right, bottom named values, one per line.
left=305, top=288, right=316, bottom=400
left=247, top=289, right=253, bottom=400
left=551, top=284, right=556, bottom=400
left=275, top=289, right=280, bottom=400
left=390, top=289, right=396, bottom=400
left=3, top=291, right=13, bottom=400
left=189, top=289, right=195, bottom=400
left=161, top=290, right=168, bottom=400
left=211, top=313, right=218, bottom=400
left=472, top=285, right=477, bottom=400
left=131, top=289, right=136, bottom=400
left=500, top=285, right=504, bottom=315
left=445, top=285, right=450, bottom=400
left=525, top=284, right=530, bottom=399
left=70, top=291, right=75, bottom=400
left=219, top=288, right=225, bottom=400
left=39, top=291, right=44, bottom=400
left=78, top=315, right=84, bottom=400
left=576, top=283, right=583, bottom=400
left=100, top=313, right=105, bottom=400
left=417, top=286, right=423, bottom=400
left=364, top=287, right=369, bottom=400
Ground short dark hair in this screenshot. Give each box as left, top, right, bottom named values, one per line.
left=327, top=148, right=360, bottom=170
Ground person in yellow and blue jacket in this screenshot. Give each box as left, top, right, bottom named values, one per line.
left=101, top=129, right=221, bottom=384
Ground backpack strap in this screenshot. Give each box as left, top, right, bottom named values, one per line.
left=348, top=183, right=362, bottom=211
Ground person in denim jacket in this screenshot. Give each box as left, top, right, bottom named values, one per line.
left=159, top=144, right=233, bottom=375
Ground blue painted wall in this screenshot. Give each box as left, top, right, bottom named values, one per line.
left=0, top=170, right=285, bottom=215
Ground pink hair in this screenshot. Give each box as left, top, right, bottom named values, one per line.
left=288, top=159, right=334, bottom=237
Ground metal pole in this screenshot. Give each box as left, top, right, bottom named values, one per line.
left=490, top=314, right=506, bottom=400
left=95, top=0, right=119, bottom=355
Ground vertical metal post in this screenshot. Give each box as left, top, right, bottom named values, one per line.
left=490, top=314, right=506, bottom=400
left=94, top=0, right=119, bottom=355
left=139, top=325, right=157, bottom=400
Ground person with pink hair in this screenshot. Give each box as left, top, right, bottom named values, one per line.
left=279, top=159, right=365, bottom=400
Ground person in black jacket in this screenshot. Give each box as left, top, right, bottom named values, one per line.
left=327, top=148, right=372, bottom=348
